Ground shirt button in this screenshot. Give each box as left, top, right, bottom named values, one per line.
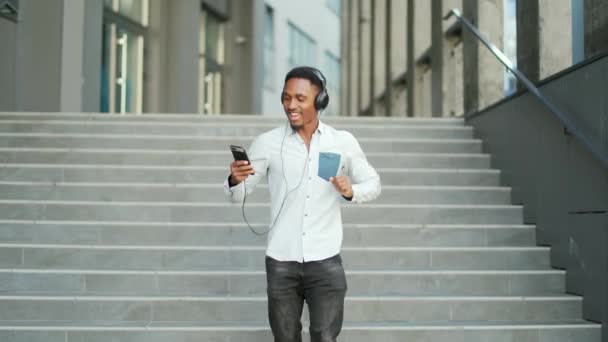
left=308, top=177, right=311, bottom=180
left=303, top=232, right=306, bottom=236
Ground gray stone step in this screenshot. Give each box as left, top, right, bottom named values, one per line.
left=0, top=112, right=466, bottom=126
left=0, top=183, right=512, bottom=205
left=0, top=269, right=565, bottom=296
left=0, top=165, right=502, bottom=185
left=0, top=222, right=535, bottom=247
left=0, top=294, right=583, bottom=323
left=0, top=113, right=596, bottom=342
left=0, top=322, right=601, bottom=342
left=0, top=120, right=474, bottom=138
left=0, top=134, right=482, bottom=153
left=0, top=201, right=523, bottom=225
left=0, top=149, right=491, bottom=169
left=0, top=245, right=550, bottom=270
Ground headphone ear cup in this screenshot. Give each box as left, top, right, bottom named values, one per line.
left=316, top=90, right=329, bottom=110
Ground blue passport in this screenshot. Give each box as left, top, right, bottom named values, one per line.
left=318, top=152, right=341, bottom=181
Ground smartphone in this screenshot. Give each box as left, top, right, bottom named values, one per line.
left=230, top=145, right=254, bottom=174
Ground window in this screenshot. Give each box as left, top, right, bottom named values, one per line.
left=263, top=5, right=275, bottom=89
left=199, top=9, right=225, bottom=114
left=503, top=0, right=517, bottom=96
left=100, top=0, right=148, bottom=114
left=327, top=0, right=340, bottom=16
left=288, top=22, right=317, bottom=69
left=324, top=52, right=341, bottom=116
left=572, top=0, right=585, bottom=64
left=104, top=0, right=148, bottom=25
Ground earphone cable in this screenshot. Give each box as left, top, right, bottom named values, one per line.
left=241, top=123, right=309, bottom=235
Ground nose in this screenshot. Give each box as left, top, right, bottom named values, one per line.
left=285, top=98, right=297, bottom=110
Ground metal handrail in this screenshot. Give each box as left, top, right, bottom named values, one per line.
left=445, top=9, right=608, bottom=167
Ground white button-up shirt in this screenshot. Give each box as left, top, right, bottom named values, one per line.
left=224, top=120, right=381, bottom=262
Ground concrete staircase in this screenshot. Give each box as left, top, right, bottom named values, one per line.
left=0, top=112, right=601, bottom=342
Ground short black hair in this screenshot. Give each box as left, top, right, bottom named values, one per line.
left=284, top=66, right=324, bottom=90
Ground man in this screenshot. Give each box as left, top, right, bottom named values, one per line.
left=224, top=66, right=381, bottom=342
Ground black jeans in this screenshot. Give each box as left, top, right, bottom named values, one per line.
left=265, top=254, right=347, bottom=342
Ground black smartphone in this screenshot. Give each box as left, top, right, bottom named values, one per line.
left=230, top=145, right=250, bottom=162
left=230, top=145, right=254, bottom=174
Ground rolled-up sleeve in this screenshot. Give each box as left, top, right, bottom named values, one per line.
left=345, top=132, right=381, bottom=204
left=223, top=135, right=269, bottom=203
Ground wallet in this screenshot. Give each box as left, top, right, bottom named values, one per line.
left=318, top=152, right=341, bottom=181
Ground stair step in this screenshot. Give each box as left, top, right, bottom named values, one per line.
left=0, top=113, right=597, bottom=341
left=0, top=269, right=565, bottom=296
left=0, top=164, right=502, bottom=185
left=0, top=321, right=600, bottom=342
left=0, top=295, right=584, bottom=323
left=0, top=113, right=466, bottom=125
left=0, top=149, right=492, bottom=169
left=0, top=120, right=474, bottom=138
left=0, top=201, right=524, bottom=225
left=0, top=134, right=482, bottom=153
left=0, top=182, right=511, bottom=205
left=0, top=244, right=550, bottom=270
left=0, top=221, right=535, bottom=247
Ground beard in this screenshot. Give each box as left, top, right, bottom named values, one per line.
left=289, top=122, right=304, bottom=131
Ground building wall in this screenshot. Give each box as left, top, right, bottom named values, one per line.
left=0, top=17, right=16, bottom=111
left=14, top=0, right=64, bottom=112
left=341, top=0, right=608, bottom=118
left=227, top=0, right=265, bottom=115
left=467, top=54, right=608, bottom=340
left=585, top=0, right=608, bottom=58
left=261, top=0, right=341, bottom=117
left=517, top=0, right=573, bottom=84
left=0, top=0, right=266, bottom=115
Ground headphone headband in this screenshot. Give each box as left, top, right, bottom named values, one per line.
left=282, top=66, right=330, bottom=111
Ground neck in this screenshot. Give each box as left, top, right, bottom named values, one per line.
left=294, top=119, right=319, bottom=145
left=295, top=119, right=319, bottom=143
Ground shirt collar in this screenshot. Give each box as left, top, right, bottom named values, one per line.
left=288, top=119, right=325, bottom=136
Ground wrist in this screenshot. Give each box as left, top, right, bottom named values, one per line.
left=228, top=174, right=240, bottom=187
left=343, top=188, right=353, bottom=199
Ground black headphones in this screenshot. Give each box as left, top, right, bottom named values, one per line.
left=284, top=67, right=330, bottom=111
left=309, top=67, right=330, bottom=111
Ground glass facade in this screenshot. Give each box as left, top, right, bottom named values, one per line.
left=287, top=22, right=317, bottom=69
left=199, top=9, right=225, bottom=114
left=324, top=52, right=341, bottom=116
left=100, top=0, right=147, bottom=114
left=263, top=5, right=275, bottom=90
left=327, top=0, right=340, bottom=16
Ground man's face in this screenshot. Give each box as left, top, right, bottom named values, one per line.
left=281, top=77, right=319, bottom=131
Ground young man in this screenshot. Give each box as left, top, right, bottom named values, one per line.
left=224, top=66, right=381, bottom=342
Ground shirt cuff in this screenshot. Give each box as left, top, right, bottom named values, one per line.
left=227, top=174, right=237, bottom=187
left=224, top=175, right=235, bottom=196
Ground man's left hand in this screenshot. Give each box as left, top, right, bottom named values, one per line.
left=330, top=176, right=353, bottom=198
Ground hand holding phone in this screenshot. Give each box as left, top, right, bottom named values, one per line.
left=229, top=145, right=255, bottom=184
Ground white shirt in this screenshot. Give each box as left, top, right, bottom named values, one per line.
left=224, top=120, right=381, bottom=262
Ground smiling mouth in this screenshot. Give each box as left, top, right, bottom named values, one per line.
left=288, top=112, right=301, bottom=120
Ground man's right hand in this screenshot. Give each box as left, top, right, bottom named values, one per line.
left=229, top=160, right=256, bottom=185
